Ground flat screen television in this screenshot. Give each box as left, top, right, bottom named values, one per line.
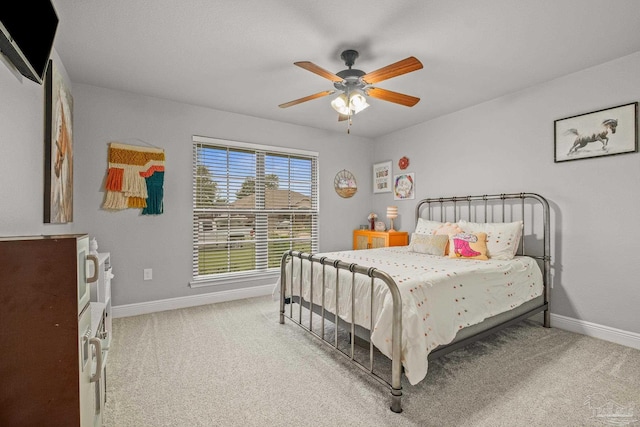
left=0, top=1, right=58, bottom=84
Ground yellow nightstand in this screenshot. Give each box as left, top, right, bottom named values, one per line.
left=353, top=230, right=409, bottom=250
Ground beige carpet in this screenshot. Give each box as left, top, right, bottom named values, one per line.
left=104, top=295, right=640, bottom=427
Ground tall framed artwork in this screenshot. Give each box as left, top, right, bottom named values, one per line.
left=373, top=160, right=392, bottom=193
left=554, top=102, right=638, bottom=163
left=44, top=59, right=74, bottom=223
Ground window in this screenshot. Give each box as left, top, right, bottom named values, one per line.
left=192, top=136, right=318, bottom=284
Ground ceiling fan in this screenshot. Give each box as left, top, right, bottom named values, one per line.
left=279, top=49, right=423, bottom=131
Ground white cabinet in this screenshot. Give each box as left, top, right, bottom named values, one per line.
left=89, top=251, right=113, bottom=427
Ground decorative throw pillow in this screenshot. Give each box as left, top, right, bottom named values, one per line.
left=414, top=218, right=444, bottom=235
left=433, top=222, right=463, bottom=255
left=408, top=233, right=449, bottom=256
left=449, top=232, right=489, bottom=260
left=458, top=220, right=523, bottom=260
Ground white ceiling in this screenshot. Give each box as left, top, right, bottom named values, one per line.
left=52, top=0, right=640, bottom=138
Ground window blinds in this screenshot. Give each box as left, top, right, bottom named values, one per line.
left=192, top=136, right=319, bottom=281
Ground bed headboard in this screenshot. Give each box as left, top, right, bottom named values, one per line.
left=415, top=192, right=551, bottom=304
left=415, top=192, right=549, bottom=258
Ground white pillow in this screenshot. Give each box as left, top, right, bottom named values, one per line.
left=457, top=220, right=523, bottom=260
left=414, top=218, right=444, bottom=235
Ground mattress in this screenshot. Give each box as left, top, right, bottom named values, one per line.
left=280, top=246, right=544, bottom=385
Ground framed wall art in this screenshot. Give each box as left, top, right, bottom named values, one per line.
left=44, top=59, right=74, bottom=223
left=554, top=102, right=638, bottom=163
left=394, top=173, right=415, bottom=200
left=373, top=160, right=392, bottom=193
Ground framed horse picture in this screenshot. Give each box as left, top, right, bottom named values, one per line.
left=554, top=102, right=638, bottom=163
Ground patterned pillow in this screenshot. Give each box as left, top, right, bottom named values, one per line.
left=458, top=220, right=522, bottom=260
left=449, top=232, right=489, bottom=260
left=408, top=233, right=449, bottom=256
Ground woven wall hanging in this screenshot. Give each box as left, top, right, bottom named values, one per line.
left=102, top=142, right=165, bottom=215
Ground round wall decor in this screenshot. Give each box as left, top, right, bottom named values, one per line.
left=398, top=156, right=410, bottom=170
left=334, top=169, right=357, bottom=198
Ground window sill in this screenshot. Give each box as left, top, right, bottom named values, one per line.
left=189, top=270, right=280, bottom=288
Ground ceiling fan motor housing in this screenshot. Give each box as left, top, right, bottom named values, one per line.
left=334, top=69, right=366, bottom=92
left=334, top=50, right=367, bottom=92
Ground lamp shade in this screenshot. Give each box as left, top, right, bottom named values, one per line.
left=330, top=93, right=351, bottom=115
left=386, top=206, right=398, bottom=231
left=349, top=92, right=369, bottom=114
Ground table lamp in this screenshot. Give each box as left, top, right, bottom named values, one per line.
left=386, top=206, right=398, bottom=232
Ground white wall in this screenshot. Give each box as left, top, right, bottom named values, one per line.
left=0, top=50, right=78, bottom=237
left=70, top=84, right=373, bottom=306
left=373, top=51, right=640, bottom=334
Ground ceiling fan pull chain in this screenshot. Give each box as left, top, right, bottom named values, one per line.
left=346, top=87, right=352, bottom=134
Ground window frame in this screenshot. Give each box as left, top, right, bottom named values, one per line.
left=190, top=136, right=319, bottom=287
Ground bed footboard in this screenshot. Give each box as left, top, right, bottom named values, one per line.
left=279, top=251, right=404, bottom=413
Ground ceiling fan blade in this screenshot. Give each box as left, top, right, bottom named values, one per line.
left=367, top=87, right=420, bottom=107
left=362, top=57, right=423, bottom=84
left=278, top=90, right=335, bottom=108
left=338, top=114, right=349, bottom=122
left=294, top=61, right=343, bottom=82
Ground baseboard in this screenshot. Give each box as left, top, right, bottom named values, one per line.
left=550, top=313, right=640, bottom=350
left=112, top=284, right=274, bottom=318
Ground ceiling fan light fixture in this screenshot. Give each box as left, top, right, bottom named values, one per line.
left=331, top=91, right=369, bottom=115
left=330, top=93, right=351, bottom=115
left=349, top=91, right=369, bottom=114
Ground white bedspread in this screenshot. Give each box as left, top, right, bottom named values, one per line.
left=279, top=246, right=543, bottom=385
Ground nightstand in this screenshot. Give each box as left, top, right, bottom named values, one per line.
left=353, top=230, right=409, bottom=250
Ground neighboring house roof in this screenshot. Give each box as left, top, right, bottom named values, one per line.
left=229, top=189, right=311, bottom=209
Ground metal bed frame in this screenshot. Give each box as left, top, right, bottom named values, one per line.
left=279, top=192, right=551, bottom=413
